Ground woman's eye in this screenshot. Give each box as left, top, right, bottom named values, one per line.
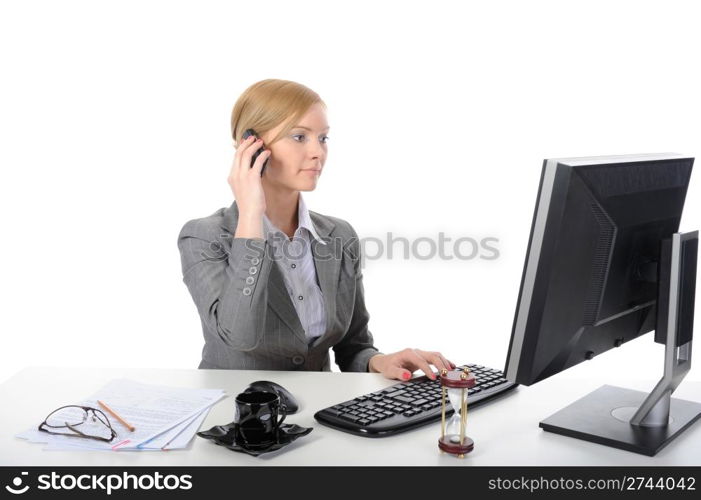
left=292, top=134, right=329, bottom=143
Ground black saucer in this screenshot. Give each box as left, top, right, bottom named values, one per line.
left=197, top=422, right=313, bottom=457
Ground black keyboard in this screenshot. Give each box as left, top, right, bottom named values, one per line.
left=314, top=364, right=518, bottom=437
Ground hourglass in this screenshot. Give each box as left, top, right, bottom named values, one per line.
left=438, top=367, right=476, bottom=458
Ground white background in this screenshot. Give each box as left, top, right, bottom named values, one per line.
left=1, top=0, right=699, bottom=389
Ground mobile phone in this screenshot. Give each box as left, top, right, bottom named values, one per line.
left=242, top=128, right=269, bottom=176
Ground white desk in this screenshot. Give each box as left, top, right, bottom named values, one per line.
left=1, top=367, right=700, bottom=466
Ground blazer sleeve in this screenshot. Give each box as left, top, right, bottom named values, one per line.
left=177, top=219, right=272, bottom=351
left=332, top=223, right=383, bottom=372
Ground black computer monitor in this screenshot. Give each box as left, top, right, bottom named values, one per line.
left=504, top=153, right=700, bottom=456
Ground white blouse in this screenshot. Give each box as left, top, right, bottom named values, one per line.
left=262, top=194, right=327, bottom=343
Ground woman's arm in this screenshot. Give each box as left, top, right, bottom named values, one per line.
left=331, top=224, right=382, bottom=371
left=178, top=221, right=272, bottom=351
left=177, top=134, right=273, bottom=351
left=332, top=222, right=456, bottom=380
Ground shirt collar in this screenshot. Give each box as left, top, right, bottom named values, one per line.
left=262, top=194, right=327, bottom=245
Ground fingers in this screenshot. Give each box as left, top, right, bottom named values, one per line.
left=385, top=364, right=413, bottom=381
left=234, top=136, right=264, bottom=174
left=380, top=349, right=458, bottom=382
left=251, top=147, right=271, bottom=176
left=406, top=349, right=436, bottom=380
left=433, top=352, right=455, bottom=372
left=410, top=349, right=457, bottom=377
left=241, top=139, right=265, bottom=174
left=233, top=135, right=253, bottom=166
left=371, top=353, right=412, bottom=381
left=231, top=135, right=252, bottom=180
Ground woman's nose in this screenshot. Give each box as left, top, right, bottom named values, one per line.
left=309, top=140, right=326, bottom=158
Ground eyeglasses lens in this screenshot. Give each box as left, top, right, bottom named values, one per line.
left=45, top=406, right=112, bottom=440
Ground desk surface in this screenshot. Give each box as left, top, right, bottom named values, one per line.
left=1, top=367, right=700, bottom=466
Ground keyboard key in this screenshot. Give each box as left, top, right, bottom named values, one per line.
left=340, top=414, right=361, bottom=422
left=385, top=390, right=406, bottom=399
left=358, top=419, right=370, bottom=426
left=412, top=398, right=428, bottom=406
left=393, top=395, right=415, bottom=404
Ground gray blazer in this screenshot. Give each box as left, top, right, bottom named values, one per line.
left=177, top=201, right=381, bottom=372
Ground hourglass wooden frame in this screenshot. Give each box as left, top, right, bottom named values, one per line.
left=438, top=368, right=476, bottom=458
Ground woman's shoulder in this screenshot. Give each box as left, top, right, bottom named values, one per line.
left=178, top=205, right=230, bottom=242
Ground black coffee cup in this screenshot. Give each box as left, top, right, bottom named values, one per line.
left=233, top=391, right=287, bottom=449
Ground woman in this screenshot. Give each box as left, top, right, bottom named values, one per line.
left=178, top=79, right=455, bottom=381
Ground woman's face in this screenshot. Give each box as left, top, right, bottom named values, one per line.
left=260, top=102, right=329, bottom=192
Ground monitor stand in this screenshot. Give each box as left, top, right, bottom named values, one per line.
left=539, top=231, right=701, bottom=456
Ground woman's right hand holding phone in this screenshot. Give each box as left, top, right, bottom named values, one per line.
left=228, top=136, right=271, bottom=239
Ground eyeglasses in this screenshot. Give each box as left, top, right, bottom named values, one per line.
left=38, top=405, right=118, bottom=443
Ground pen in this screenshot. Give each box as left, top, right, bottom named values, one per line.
left=97, top=400, right=136, bottom=432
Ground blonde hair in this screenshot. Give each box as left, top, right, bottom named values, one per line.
left=231, top=79, right=326, bottom=147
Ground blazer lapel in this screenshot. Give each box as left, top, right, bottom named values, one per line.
left=309, top=212, right=341, bottom=349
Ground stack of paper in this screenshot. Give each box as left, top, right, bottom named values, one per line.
left=16, top=379, right=226, bottom=451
